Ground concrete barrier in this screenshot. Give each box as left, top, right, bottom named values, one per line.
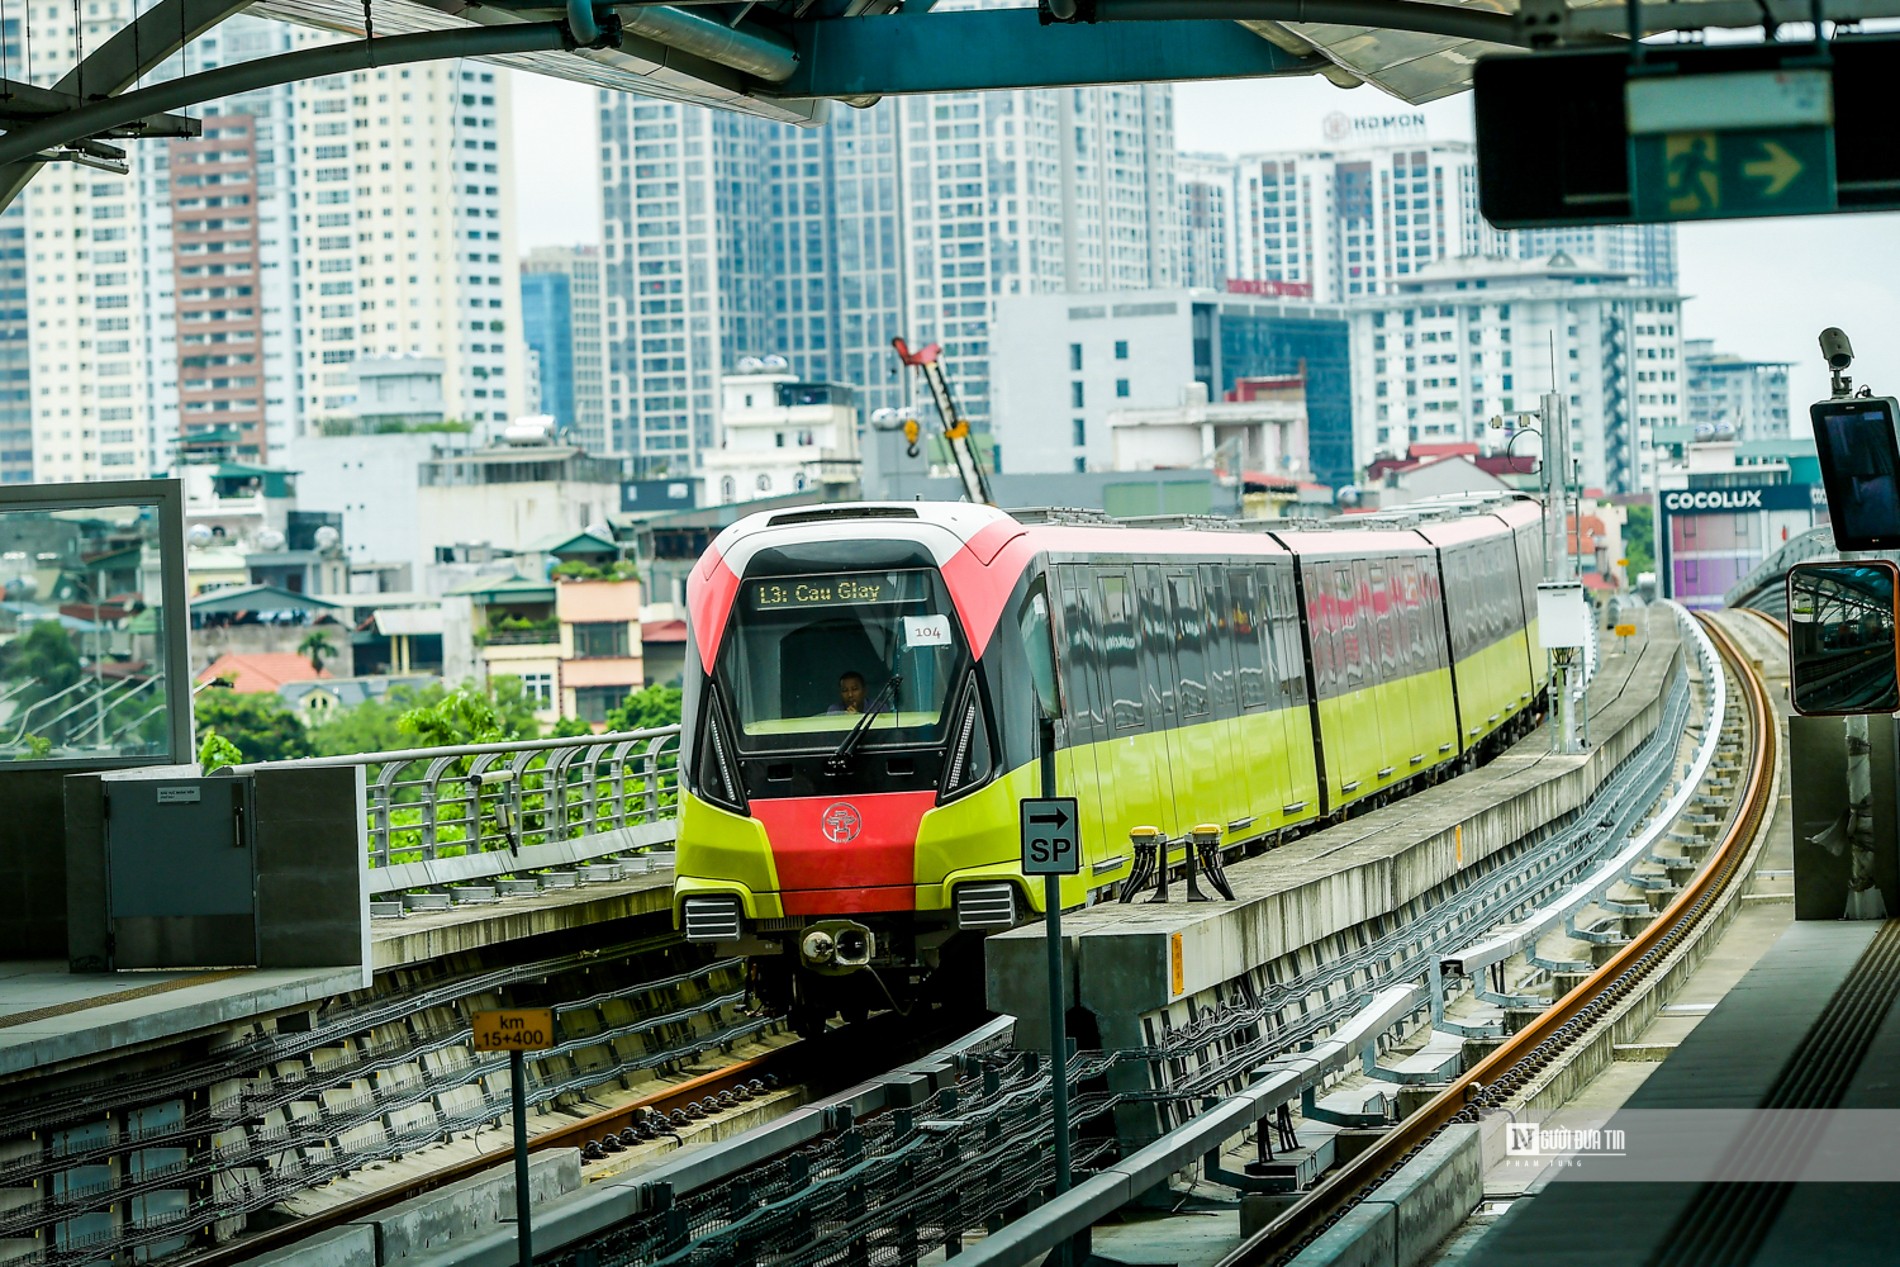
left=249, top=1226, right=378, bottom=1267
left=351, top=1148, right=581, bottom=1265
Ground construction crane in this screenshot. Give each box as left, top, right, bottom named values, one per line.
left=891, top=336, right=994, bottom=505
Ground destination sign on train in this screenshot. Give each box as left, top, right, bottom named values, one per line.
left=749, top=575, right=898, bottom=609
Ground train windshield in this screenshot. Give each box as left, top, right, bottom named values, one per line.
left=720, top=568, right=966, bottom=750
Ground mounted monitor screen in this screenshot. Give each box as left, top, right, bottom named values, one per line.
left=1810, top=397, right=1900, bottom=550
left=1787, top=560, right=1900, bottom=716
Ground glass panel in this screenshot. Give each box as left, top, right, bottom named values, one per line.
left=1788, top=562, right=1900, bottom=715
left=1170, top=574, right=1208, bottom=716
left=1099, top=573, right=1143, bottom=729
left=1018, top=583, right=1060, bottom=720
left=718, top=568, right=965, bottom=750
left=1228, top=569, right=1269, bottom=711
left=1, top=501, right=174, bottom=762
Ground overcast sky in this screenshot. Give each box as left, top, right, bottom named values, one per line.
left=511, top=71, right=1900, bottom=424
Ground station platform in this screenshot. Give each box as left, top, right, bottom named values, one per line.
left=0, top=867, right=674, bottom=1084
left=1471, top=918, right=1900, bottom=1267
left=988, top=618, right=1687, bottom=1048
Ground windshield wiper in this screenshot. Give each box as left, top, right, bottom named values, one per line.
left=826, top=674, right=903, bottom=774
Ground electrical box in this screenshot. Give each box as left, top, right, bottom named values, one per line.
left=106, top=774, right=257, bottom=970
left=1538, top=581, right=1593, bottom=650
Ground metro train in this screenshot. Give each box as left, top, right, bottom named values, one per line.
left=672, top=498, right=1547, bottom=1029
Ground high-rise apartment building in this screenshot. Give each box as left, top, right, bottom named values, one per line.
left=1514, top=226, right=1677, bottom=289
left=598, top=102, right=770, bottom=470
left=521, top=246, right=608, bottom=453
left=0, top=205, right=28, bottom=484
left=169, top=117, right=268, bottom=461
left=1347, top=253, right=1685, bottom=494
left=1685, top=338, right=1791, bottom=441
left=7, top=13, right=520, bottom=482
left=598, top=85, right=1179, bottom=474
left=1176, top=153, right=1239, bottom=290
left=289, top=42, right=524, bottom=434
left=1239, top=137, right=1507, bottom=304
left=992, top=287, right=1352, bottom=482
left=764, top=104, right=909, bottom=421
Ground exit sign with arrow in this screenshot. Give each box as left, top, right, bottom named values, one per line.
left=1627, top=68, right=1836, bottom=221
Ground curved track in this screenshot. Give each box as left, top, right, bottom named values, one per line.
left=1220, top=611, right=1779, bottom=1267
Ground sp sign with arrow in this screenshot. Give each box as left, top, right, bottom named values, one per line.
left=1020, top=796, right=1080, bottom=876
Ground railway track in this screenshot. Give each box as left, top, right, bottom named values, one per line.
left=1216, top=610, right=1779, bottom=1267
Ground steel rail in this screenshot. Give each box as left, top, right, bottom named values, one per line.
left=1220, top=610, right=1776, bottom=1267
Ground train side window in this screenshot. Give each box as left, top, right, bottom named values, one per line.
left=1279, top=567, right=1308, bottom=703
left=1371, top=562, right=1399, bottom=676
left=1170, top=574, right=1209, bottom=717
left=1304, top=565, right=1334, bottom=697
left=1018, top=581, right=1061, bottom=721
left=1201, top=566, right=1237, bottom=711
left=1099, top=572, right=1144, bottom=730
left=1059, top=572, right=1103, bottom=732
left=1228, top=568, right=1269, bottom=710
left=1335, top=567, right=1363, bottom=687
left=1400, top=560, right=1427, bottom=671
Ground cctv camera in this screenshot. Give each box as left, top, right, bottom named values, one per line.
left=1820, top=327, right=1855, bottom=371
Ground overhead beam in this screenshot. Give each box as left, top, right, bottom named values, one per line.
left=774, top=5, right=1319, bottom=98
left=0, top=78, right=200, bottom=141
left=0, top=23, right=573, bottom=170
left=1087, top=0, right=1527, bottom=46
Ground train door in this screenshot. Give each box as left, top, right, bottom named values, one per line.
left=1344, top=560, right=1386, bottom=804
left=1267, top=562, right=1320, bottom=823
left=1053, top=567, right=1112, bottom=883
left=1161, top=568, right=1220, bottom=840
left=1199, top=565, right=1250, bottom=842
left=1400, top=556, right=1455, bottom=768
left=1097, top=567, right=1175, bottom=843
left=1368, top=558, right=1413, bottom=790
left=1136, top=565, right=1185, bottom=838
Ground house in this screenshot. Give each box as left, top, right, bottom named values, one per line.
left=197, top=652, right=332, bottom=695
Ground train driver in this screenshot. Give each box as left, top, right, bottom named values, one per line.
left=828, top=670, right=866, bottom=715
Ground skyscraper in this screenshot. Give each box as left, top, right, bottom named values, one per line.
left=521, top=246, right=607, bottom=453
left=598, top=85, right=1180, bottom=474
left=7, top=12, right=523, bottom=483
left=1176, top=152, right=1240, bottom=290
left=1347, top=253, right=1685, bottom=493
left=288, top=44, right=524, bottom=435
left=598, top=100, right=771, bottom=471
left=1238, top=137, right=1506, bottom=304
left=0, top=205, right=28, bottom=484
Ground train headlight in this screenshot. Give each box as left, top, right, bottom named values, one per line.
left=938, top=675, right=993, bottom=802
left=697, top=686, right=748, bottom=814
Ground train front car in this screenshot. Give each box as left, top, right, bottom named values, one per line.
left=673, top=503, right=1038, bottom=1029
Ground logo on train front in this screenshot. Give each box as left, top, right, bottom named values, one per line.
left=821, top=801, right=863, bottom=844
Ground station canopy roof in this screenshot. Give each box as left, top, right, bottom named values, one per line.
left=246, top=0, right=1561, bottom=121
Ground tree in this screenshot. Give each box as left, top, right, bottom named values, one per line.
left=297, top=631, right=335, bottom=676
left=606, top=684, right=683, bottom=733
left=193, top=690, right=315, bottom=764
left=1623, top=503, right=1655, bottom=579
left=306, top=693, right=410, bottom=756
left=397, top=685, right=517, bottom=748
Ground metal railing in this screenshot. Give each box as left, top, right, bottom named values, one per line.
left=1723, top=523, right=1836, bottom=611
left=239, top=725, right=682, bottom=894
